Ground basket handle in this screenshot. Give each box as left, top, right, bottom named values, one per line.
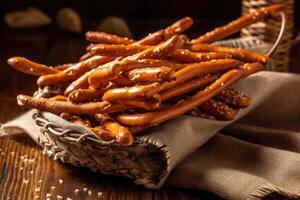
left=266, top=12, right=286, bottom=57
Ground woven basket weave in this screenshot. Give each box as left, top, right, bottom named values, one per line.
left=241, top=0, right=294, bottom=72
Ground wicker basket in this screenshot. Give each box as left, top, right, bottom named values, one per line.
left=31, top=16, right=287, bottom=186
left=241, top=0, right=294, bottom=72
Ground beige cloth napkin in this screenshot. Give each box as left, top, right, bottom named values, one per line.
left=1, top=71, right=300, bottom=199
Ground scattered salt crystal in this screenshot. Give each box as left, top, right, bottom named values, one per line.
left=59, top=179, right=63, bottom=184
left=34, top=195, right=40, bottom=199
left=66, top=198, right=73, bottom=200
left=51, top=186, right=56, bottom=190
left=83, top=187, right=88, bottom=192
left=35, top=187, right=41, bottom=192
left=88, top=190, right=92, bottom=196
left=30, top=170, right=34, bottom=174
left=23, top=179, right=29, bottom=184
left=57, top=195, right=63, bottom=200
left=46, top=193, right=52, bottom=198
left=20, top=167, right=24, bottom=171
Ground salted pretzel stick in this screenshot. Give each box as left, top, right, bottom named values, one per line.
left=191, top=4, right=285, bottom=44
left=88, top=35, right=183, bottom=88
left=188, top=43, right=268, bottom=63
left=93, top=114, right=133, bottom=145
left=55, top=63, right=75, bottom=71
left=37, top=55, right=114, bottom=86
left=86, top=31, right=134, bottom=44
left=7, top=57, right=59, bottom=76
left=49, top=95, right=68, bottom=101
left=116, top=68, right=245, bottom=126
left=64, top=59, right=183, bottom=95
left=91, top=44, right=231, bottom=63
left=17, top=94, right=126, bottom=114
left=102, top=59, right=242, bottom=101
left=80, top=52, right=94, bottom=61
left=67, top=87, right=105, bottom=103
left=200, top=99, right=238, bottom=120
left=40, top=56, right=113, bottom=86
left=91, top=126, right=115, bottom=141
left=189, top=108, right=217, bottom=120
left=127, top=67, right=175, bottom=82
left=164, top=17, right=193, bottom=38
left=121, top=98, right=161, bottom=111
left=218, top=88, right=251, bottom=108
left=159, top=75, right=218, bottom=101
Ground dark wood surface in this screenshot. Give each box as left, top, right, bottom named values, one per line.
left=0, top=21, right=227, bottom=200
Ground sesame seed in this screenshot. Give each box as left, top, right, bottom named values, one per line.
left=23, top=179, right=29, bottom=184
left=98, top=192, right=103, bottom=198
left=74, top=189, right=80, bottom=195
left=46, top=193, right=52, bottom=198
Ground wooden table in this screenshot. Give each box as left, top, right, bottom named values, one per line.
left=0, top=19, right=299, bottom=200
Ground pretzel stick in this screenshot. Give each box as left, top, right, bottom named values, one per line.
left=55, top=63, right=75, bottom=71
left=200, top=99, right=238, bottom=120
left=80, top=52, right=94, bottom=61
left=189, top=108, right=217, bottom=120
left=127, top=66, right=175, bottom=82
left=86, top=31, right=133, bottom=44
left=103, top=121, right=134, bottom=146
left=88, top=35, right=183, bottom=88
left=218, top=88, right=251, bottom=108
left=91, top=126, right=115, bottom=141
left=49, top=95, right=68, bottom=101
left=164, top=17, right=193, bottom=38
left=17, top=94, right=126, bottom=114
left=116, top=68, right=244, bottom=126
left=121, top=98, right=161, bottom=110
left=102, top=59, right=242, bottom=101
left=191, top=4, right=285, bottom=44
left=67, top=87, right=105, bottom=103
left=159, top=75, right=217, bottom=101
left=90, top=44, right=231, bottom=63
left=93, top=114, right=134, bottom=145
left=37, top=55, right=114, bottom=86
left=170, top=49, right=232, bottom=63
left=188, top=43, right=268, bottom=63
left=7, top=57, right=59, bottom=76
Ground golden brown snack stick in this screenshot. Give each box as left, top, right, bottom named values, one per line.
left=121, top=98, right=161, bottom=111
left=91, top=126, right=115, bottom=142
left=88, top=35, right=183, bottom=88
left=191, top=4, right=285, bottom=44
left=49, top=95, right=68, bottom=101
left=37, top=55, right=114, bottom=86
left=94, top=114, right=134, bottom=145
left=170, top=49, right=232, bottom=63
left=240, top=62, right=264, bottom=77
left=116, top=68, right=244, bottom=126
left=7, top=57, right=59, bottom=76
left=79, top=52, right=94, bottom=61
left=200, top=99, right=238, bottom=120
left=103, top=121, right=134, bottom=146
left=90, top=43, right=231, bottom=63
left=102, top=59, right=242, bottom=101
left=164, top=17, right=193, bottom=38
left=17, top=94, right=126, bottom=114
left=218, top=88, right=251, bottom=108
left=159, top=75, right=218, bottom=101
left=188, top=43, right=269, bottom=63
left=67, top=87, right=104, bottom=103
left=127, top=66, right=175, bottom=82
left=85, top=31, right=134, bottom=44
left=134, top=30, right=165, bottom=45
left=91, top=43, right=149, bottom=57
left=55, top=63, right=75, bottom=71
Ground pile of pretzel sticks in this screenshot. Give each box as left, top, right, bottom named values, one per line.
left=8, top=4, right=285, bottom=146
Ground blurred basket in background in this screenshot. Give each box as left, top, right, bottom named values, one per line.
left=241, top=0, right=294, bottom=72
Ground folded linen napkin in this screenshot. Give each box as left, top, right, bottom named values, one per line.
left=1, top=71, right=300, bottom=199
